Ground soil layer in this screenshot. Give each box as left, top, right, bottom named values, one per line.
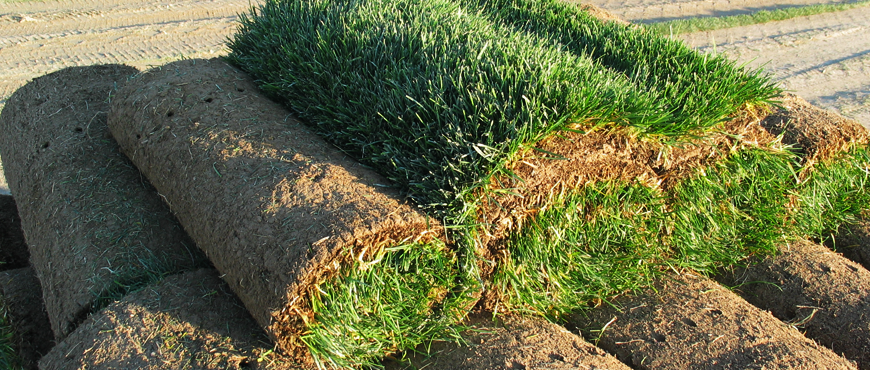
left=386, top=314, right=631, bottom=370
left=716, top=239, right=870, bottom=368
left=837, top=220, right=870, bottom=271
left=0, top=195, right=28, bottom=271
left=0, top=65, right=207, bottom=339
left=571, top=272, right=856, bottom=369
left=107, top=58, right=443, bottom=361
left=0, top=267, right=53, bottom=370
left=39, top=269, right=304, bottom=370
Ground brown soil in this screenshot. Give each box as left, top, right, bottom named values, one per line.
left=0, top=195, right=28, bottom=270
left=107, top=58, right=444, bottom=362
left=0, top=267, right=53, bottom=370
left=385, top=314, right=631, bottom=370
left=0, top=65, right=208, bottom=340
left=836, top=220, right=870, bottom=271
left=715, top=239, right=870, bottom=368
left=476, top=102, right=778, bottom=294
left=760, top=92, right=868, bottom=165
left=40, top=268, right=306, bottom=370
left=570, top=272, right=857, bottom=369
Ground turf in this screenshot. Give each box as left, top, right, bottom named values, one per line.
left=301, top=242, right=472, bottom=369
left=647, top=0, right=870, bottom=35
left=0, top=297, right=21, bottom=370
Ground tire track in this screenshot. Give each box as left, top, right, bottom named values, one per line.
left=582, top=0, right=861, bottom=22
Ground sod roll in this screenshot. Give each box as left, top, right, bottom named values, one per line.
left=40, top=269, right=304, bottom=370
left=386, top=314, right=631, bottom=370
left=107, top=58, right=446, bottom=361
left=715, top=240, right=870, bottom=368
left=0, top=267, right=53, bottom=370
left=572, top=273, right=857, bottom=370
left=0, top=65, right=207, bottom=339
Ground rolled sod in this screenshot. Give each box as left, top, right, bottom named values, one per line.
left=0, top=65, right=208, bottom=339
left=571, top=273, right=857, bottom=370
left=838, top=220, right=870, bottom=271
left=0, top=195, right=28, bottom=271
left=715, top=240, right=870, bottom=368
left=385, top=314, right=631, bottom=370
left=107, top=58, right=455, bottom=363
left=0, top=267, right=53, bottom=370
left=40, top=269, right=303, bottom=370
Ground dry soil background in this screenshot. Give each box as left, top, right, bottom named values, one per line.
left=3, top=0, right=869, bottom=196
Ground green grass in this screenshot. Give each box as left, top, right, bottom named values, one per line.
left=458, top=0, right=780, bottom=137
left=301, top=242, right=473, bottom=369
left=667, top=148, right=799, bottom=272
left=795, top=145, right=870, bottom=243
left=494, top=182, right=665, bottom=320
left=647, top=0, right=870, bottom=35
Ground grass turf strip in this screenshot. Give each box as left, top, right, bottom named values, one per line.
left=457, top=0, right=780, bottom=137
left=646, top=0, right=870, bottom=35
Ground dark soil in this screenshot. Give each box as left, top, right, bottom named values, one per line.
left=570, top=272, right=856, bottom=369
left=385, top=314, right=631, bottom=370
left=835, top=220, right=870, bottom=271
left=760, top=92, right=869, bottom=165
left=0, top=65, right=208, bottom=340
left=40, top=269, right=306, bottom=370
left=0, top=195, right=28, bottom=270
left=107, top=58, right=443, bottom=362
left=715, top=239, right=870, bottom=368
left=0, top=267, right=53, bottom=369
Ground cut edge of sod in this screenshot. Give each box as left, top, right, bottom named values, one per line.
left=299, top=241, right=476, bottom=369
left=795, top=144, right=870, bottom=244
left=646, top=0, right=870, bottom=35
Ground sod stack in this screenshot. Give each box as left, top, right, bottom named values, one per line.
left=0, top=65, right=208, bottom=340
left=223, top=0, right=859, bottom=365
left=107, top=58, right=465, bottom=367
left=0, top=267, right=53, bottom=369
left=41, top=269, right=302, bottom=370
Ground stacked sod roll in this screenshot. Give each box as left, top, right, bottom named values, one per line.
left=0, top=65, right=208, bottom=340
left=223, top=0, right=870, bottom=366
left=107, top=58, right=471, bottom=368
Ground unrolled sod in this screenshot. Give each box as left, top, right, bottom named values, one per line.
left=107, top=58, right=446, bottom=360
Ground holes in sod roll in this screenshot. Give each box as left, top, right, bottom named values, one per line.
left=301, top=241, right=472, bottom=369
left=166, top=111, right=174, bottom=117
left=74, top=127, right=83, bottom=133
left=204, top=98, right=213, bottom=103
